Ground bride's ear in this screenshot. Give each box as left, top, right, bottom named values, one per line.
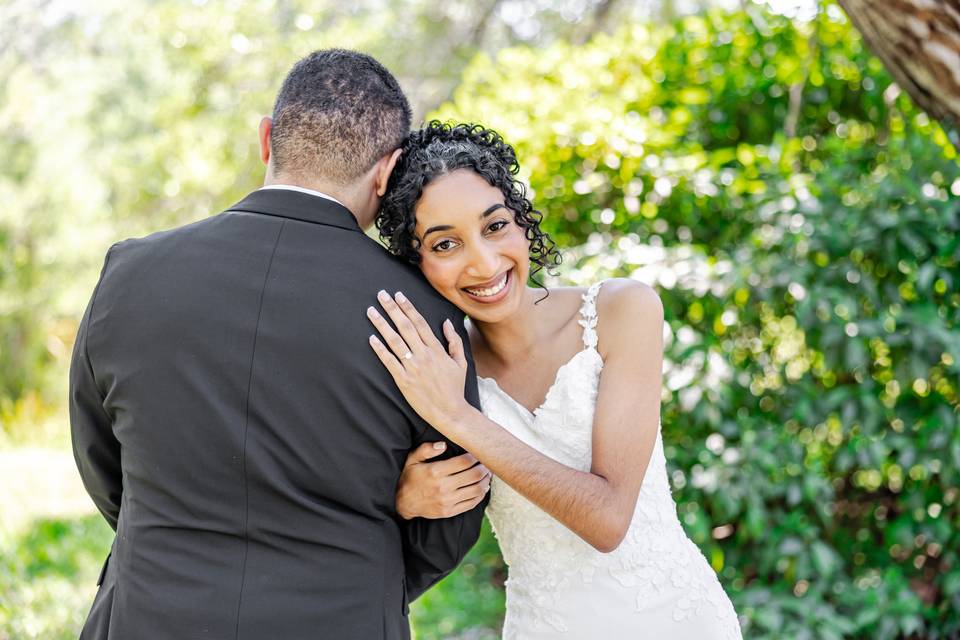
left=375, top=148, right=404, bottom=197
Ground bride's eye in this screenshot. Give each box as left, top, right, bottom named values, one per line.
left=487, top=220, right=509, bottom=233
left=432, top=239, right=458, bottom=253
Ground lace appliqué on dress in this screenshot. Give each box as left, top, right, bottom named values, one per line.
left=577, top=280, right=604, bottom=350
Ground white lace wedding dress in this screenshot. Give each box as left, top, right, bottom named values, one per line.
left=479, top=281, right=742, bottom=639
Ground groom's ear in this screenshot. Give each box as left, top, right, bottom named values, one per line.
left=375, top=148, right=403, bottom=197
left=258, top=116, right=273, bottom=166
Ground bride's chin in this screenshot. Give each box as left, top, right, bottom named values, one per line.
left=465, top=296, right=523, bottom=325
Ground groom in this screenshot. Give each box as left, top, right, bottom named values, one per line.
left=69, top=49, right=486, bottom=639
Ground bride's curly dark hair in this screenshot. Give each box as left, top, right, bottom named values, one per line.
left=376, top=120, right=561, bottom=283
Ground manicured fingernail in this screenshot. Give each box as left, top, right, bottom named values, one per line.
left=366, top=306, right=377, bottom=317
left=395, top=291, right=407, bottom=303
left=369, top=335, right=377, bottom=344
left=433, top=442, right=446, bottom=451
left=377, top=290, right=389, bottom=301
left=444, top=318, right=452, bottom=328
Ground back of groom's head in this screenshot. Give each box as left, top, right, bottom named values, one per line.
left=270, top=49, right=411, bottom=187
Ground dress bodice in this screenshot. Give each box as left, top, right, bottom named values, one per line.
left=479, top=281, right=742, bottom=639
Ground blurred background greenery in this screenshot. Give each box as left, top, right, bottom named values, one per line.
left=1, top=0, right=958, bottom=638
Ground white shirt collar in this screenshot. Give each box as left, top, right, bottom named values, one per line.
left=258, top=184, right=346, bottom=207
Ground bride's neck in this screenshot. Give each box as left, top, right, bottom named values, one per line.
left=470, top=287, right=543, bottom=366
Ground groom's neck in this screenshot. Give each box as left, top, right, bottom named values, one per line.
left=263, top=173, right=373, bottom=229
left=263, top=173, right=348, bottom=205
left=263, top=176, right=364, bottom=226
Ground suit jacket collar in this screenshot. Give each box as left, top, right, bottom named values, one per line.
left=226, top=188, right=363, bottom=233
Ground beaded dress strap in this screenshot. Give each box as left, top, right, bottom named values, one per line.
left=577, top=280, right=606, bottom=349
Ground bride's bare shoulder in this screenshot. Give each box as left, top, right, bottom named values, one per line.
left=598, top=277, right=661, bottom=304
left=595, top=278, right=664, bottom=352
left=535, top=279, right=661, bottom=315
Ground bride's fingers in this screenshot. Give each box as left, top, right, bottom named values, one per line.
left=393, top=292, right=443, bottom=349
left=450, top=491, right=488, bottom=516
left=432, top=452, right=478, bottom=476
left=406, top=442, right=447, bottom=466
left=376, top=290, right=425, bottom=352
left=369, top=335, right=405, bottom=380
left=448, top=461, right=489, bottom=488
left=453, top=477, right=490, bottom=503
left=367, top=306, right=413, bottom=362
left=443, top=319, right=467, bottom=368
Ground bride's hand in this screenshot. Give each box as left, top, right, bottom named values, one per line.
left=396, top=442, right=491, bottom=520
left=367, top=290, right=473, bottom=431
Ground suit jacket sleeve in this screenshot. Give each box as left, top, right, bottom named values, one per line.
left=400, top=313, right=489, bottom=602
left=69, top=246, right=122, bottom=531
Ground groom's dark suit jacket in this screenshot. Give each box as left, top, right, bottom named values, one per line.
left=69, top=188, right=486, bottom=640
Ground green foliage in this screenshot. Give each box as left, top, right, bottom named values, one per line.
left=3, top=1, right=959, bottom=638
left=0, top=515, right=113, bottom=639
left=410, top=518, right=504, bottom=639
left=434, top=4, right=959, bottom=638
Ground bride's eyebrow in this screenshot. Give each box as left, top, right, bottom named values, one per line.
left=421, top=203, right=508, bottom=239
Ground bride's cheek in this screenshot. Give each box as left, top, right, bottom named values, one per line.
left=509, top=228, right=532, bottom=255
left=419, top=256, right=442, bottom=286
left=420, top=258, right=458, bottom=298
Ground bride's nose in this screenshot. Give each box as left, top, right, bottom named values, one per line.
left=465, top=240, right=501, bottom=279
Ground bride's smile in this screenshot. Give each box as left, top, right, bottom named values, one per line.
left=413, top=169, right=531, bottom=323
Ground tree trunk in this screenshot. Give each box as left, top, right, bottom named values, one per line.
left=573, top=0, right=621, bottom=45
left=836, top=0, right=960, bottom=132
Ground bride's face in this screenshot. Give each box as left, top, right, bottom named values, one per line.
left=413, top=169, right=530, bottom=324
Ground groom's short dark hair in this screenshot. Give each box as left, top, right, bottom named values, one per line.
left=270, top=49, right=412, bottom=185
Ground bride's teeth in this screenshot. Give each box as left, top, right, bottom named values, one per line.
left=467, top=273, right=508, bottom=297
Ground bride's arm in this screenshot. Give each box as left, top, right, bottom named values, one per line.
left=368, top=281, right=664, bottom=553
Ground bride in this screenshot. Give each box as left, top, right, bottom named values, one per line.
left=367, top=121, right=742, bottom=639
